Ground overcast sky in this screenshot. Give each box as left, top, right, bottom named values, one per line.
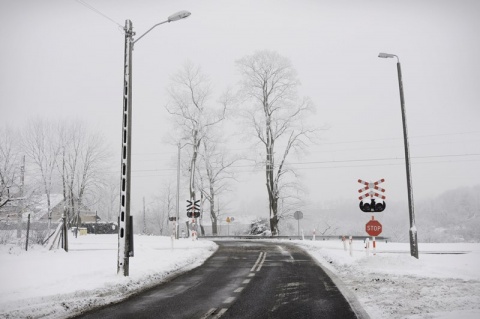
left=1, top=0, right=479, bottom=219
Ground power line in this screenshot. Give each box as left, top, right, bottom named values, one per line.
left=131, top=157, right=480, bottom=178
left=74, top=0, right=123, bottom=28
left=131, top=130, right=480, bottom=157
left=129, top=153, right=480, bottom=173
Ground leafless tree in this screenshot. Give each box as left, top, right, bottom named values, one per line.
left=0, top=126, right=21, bottom=204
left=197, top=135, right=239, bottom=235
left=95, top=175, right=119, bottom=222
left=148, top=182, right=175, bottom=235
left=56, top=121, right=110, bottom=228
left=236, top=50, right=319, bottom=235
left=165, top=62, right=228, bottom=214
left=22, top=118, right=61, bottom=227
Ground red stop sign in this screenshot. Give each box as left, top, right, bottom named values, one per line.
left=366, top=218, right=382, bottom=236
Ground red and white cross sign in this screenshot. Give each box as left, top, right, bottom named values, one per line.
left=358, top=178, right=386, bottom=200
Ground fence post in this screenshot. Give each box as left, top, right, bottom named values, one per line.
left=25, top=214, right=31, bottom=251
left=62, top=212, right=68, bottom=252
left=349, top=236, right=353, bottom=257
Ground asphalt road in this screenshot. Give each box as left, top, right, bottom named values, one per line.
left=75, top=241, right=364, bottom=319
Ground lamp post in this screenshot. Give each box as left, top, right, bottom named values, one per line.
left=378, top=52, right=419, bottom=259
left=118, top=10, right=191, bottom=277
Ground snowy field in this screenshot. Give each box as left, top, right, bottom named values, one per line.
left=0, top=235, right=218, bottom=319
left=293, top=239, right=480, bottom=319
left=1, top=235, right=479, bottom=319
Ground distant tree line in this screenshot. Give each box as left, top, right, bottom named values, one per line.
left=0, top=119, right=115, bottom=228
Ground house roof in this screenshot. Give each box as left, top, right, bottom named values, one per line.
left=23, top=194, right=64, bottom=221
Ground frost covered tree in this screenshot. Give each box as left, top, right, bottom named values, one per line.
left=22, top=118, right=61, bottom=228
left=236, top=50, right=318, bottom=235
left=197, top=135, right=239, bottom=235
left=165, top=62, right=228, bottom=214
left=0, top=126, right=21, bottom=204
left=56, top=121, right=110, bottom=228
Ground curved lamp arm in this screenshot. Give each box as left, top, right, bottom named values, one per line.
left=133, top=10, right=191, bottom=45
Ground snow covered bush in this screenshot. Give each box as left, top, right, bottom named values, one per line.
left=249, top=218, right=272, bottom=236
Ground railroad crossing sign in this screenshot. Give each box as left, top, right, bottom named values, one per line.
left=366, top=216, right=382, bottom=236
left=186, top=200, right=200, bottom=218
left=358, top=179, right=386, bottom=212
left=358, top=179, right=386, bottom=200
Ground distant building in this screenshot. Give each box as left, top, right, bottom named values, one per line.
left=0, top=194, right=100, bottom=224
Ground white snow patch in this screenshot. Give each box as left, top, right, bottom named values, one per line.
left=292, top=239, right=480, bottom=319
left=1, top=235, right=480, bottom=319
left=0, top=234, right=217, bottom=318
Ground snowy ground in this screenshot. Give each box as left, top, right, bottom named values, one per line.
left=1, top=235, right=479, bottom=319
left=292, top=239, right=480, bottom=319
left=0, top=235, right=218, bottom=319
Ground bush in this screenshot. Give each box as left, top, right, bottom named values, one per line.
left=249, top=218, right=272, bottom=236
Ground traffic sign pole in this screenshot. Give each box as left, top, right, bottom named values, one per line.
left=294, top=211, right=303, bottom=238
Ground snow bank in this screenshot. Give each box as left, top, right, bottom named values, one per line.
left=2, top=235, right=480, bottom=319
left=293, top=239, right=480, bottom=319
left=0, top=234, right=217, bottom=319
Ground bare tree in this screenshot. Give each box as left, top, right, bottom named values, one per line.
left=95, top=175, right=119, bottom=222
left=148, top=182, right=175, bottom=235
left=0, top=126, right=21, bottom=204
left=236, top=50, right=318, bottom=235
left=197, top=135, right=239, bottom=235
left=57, top=121, right=110, bottom=229
left=165, top=62, right=228, bottom=214
left=22, top=118, right=61, bottom=228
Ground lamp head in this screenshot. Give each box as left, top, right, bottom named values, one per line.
left=378, top=52, right=397, bottom=59
left=168, top=10, right=191, bottom=22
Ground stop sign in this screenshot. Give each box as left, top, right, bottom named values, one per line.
left=365, top=217, right=382, bottom=236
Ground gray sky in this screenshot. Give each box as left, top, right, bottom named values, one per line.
left=1, top=0, right=480, bottom=219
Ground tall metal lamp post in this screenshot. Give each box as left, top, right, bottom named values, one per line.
left=118, top=10, right=191, bottom=277
left=378, top=52, right=419, bottom=259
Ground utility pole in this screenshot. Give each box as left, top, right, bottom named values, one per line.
left=17, top=155, right=26, bottom=239
left=396, top=61, right=419, bottom=259
left=143, top=197, right=146, bottom=234
left=20, top=155, right=25, bottom=197
left=118, top=19, right=134, bottom=276
left=116, top=11, right=191, bottom=276
left=378, top=53, right=418, bottom=259
left=176, top=142, right=181, bottom=239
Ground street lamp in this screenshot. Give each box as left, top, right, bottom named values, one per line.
left=118, top=10, right=191, bottom=277
left=378, top=52, right=419, bottom=259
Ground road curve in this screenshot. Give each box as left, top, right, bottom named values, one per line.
left=74, top=240, right=363, bottom=319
